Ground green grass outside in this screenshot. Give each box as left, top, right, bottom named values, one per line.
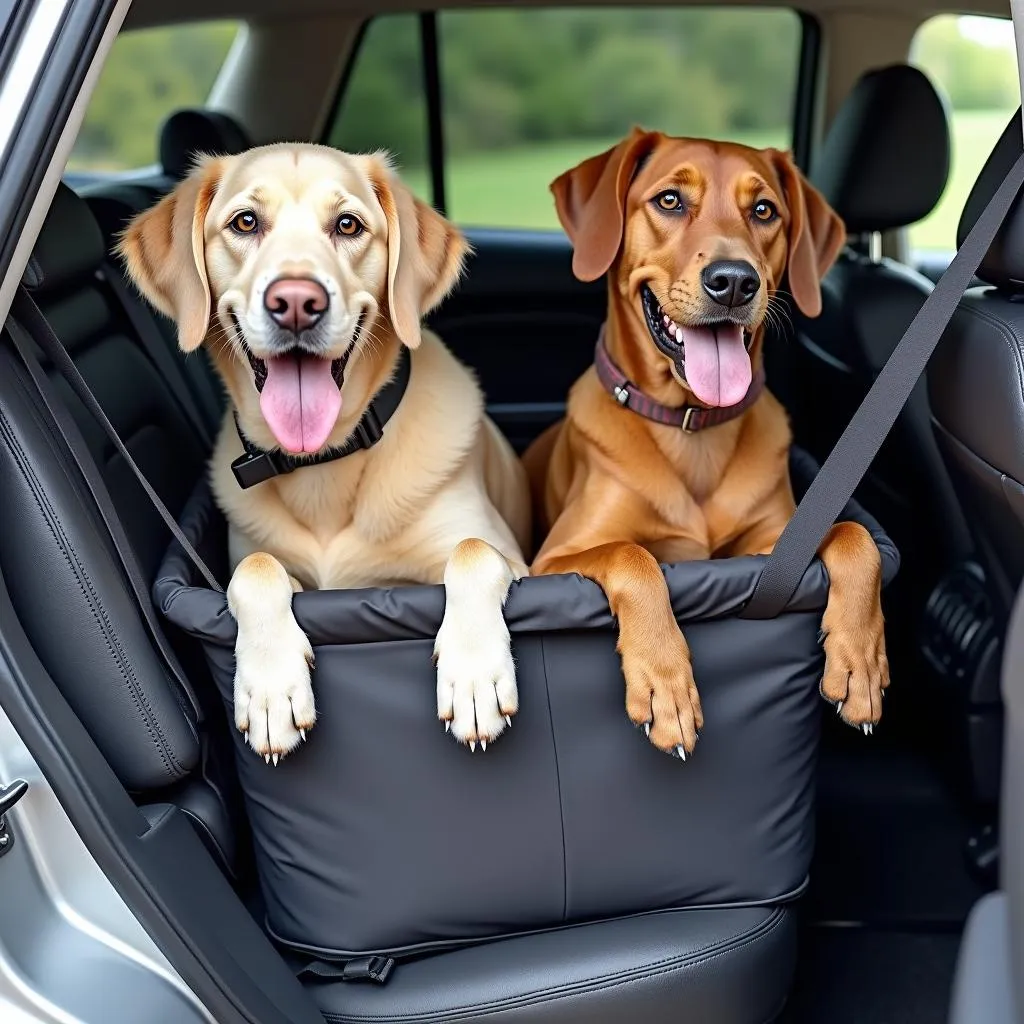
left=401, top=111, right=1015, bottom=251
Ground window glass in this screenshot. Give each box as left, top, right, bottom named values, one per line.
left=327, top=14, right=431, bottom=201
left=909, top=15, right=1018, bottom=253
left=67, top=21, right=241, bottom=173
left=327, top=8, right=800, bottom=228
left=437, top=8, right=801, bottom=228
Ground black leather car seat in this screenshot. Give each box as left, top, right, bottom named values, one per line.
left=0, top=182, right=802, bottom=1022
left=1, top=183, right=241, bottom=873
left=790, top=65, right=971, bottom=580
left=929, top=111, right=1024, bottom=624
left=925, top=112, right=1024, bottom=812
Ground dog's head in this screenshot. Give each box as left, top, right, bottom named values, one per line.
left=119, top=144, right=466, bottom=455
left=551, top=128, right=844, bottom=408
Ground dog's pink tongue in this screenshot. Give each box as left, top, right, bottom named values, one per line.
left=259, top=354, right=342, bottom=454
left=680, top=324, right=751, bottom=407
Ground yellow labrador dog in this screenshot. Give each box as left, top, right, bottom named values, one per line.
left=120, top=144, right=531, bottom=763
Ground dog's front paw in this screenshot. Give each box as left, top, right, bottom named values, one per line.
left=434, top=609, right=517, bottom=751
left=622, top=626, right=703, bottom=759
left=819, top=614, right=889, bottom=734
left=234, top=623, right=316, bottom=764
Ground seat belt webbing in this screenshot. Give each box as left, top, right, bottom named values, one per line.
left=741, top=149, right=1024, bottom=619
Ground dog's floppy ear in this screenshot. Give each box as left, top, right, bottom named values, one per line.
left=770, top=149, right=845, bottom=318
left=550, top=127, right=661, bottom=283
left=369, top=156, right=467, bottom=350
left=118, top=156, right=225, bottom=352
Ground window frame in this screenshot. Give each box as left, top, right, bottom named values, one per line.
left=324, top=6, right=821, bottom=221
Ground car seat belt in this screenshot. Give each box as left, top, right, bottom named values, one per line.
left=101, top=265, right=216, bottom=450
left=741, top=148, right=1024, bottom=620
left=7, top=288, right=223, bottom=595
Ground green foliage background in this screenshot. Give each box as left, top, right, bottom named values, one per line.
left=67, top=11, right=1021, bottom=248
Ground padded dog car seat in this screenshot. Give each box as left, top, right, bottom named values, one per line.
left=0, top=184, right=804, bottom=1023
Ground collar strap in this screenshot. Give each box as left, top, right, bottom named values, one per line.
left=594, top=329, right=765, bottom=432
left=231, top=347, right=411, bottom=489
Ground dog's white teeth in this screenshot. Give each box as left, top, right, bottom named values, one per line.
left=674, top=325, right=684, bottom=344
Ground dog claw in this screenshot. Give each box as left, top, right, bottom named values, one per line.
left=505, top=715, right=513, bottom=728
left=836, top=701, right=843, bottom=716
left=862, top=723, right=873, bottom=737
left=272, top=753, right=279, bottom=766
left=676, top=745, right=687, bottom=761
left=244, top=731, right=249, bottom=745
left=445, top=720, right=451, bottom=734
left=644, top=722, right=651, bottom=737
left=299, top=729, right=306, bottom=742
left=469, top=740, right=476, bottom=752
left=481, top=739, right=487, bottom=752
left=816, top=629, right=826, bottom=646
left=264, top=754, right=270, bottom=764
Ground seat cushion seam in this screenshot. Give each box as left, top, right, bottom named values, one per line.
left=320, top=907, right=787, bottom=1023
left=0, top=406, right=186, bottom=779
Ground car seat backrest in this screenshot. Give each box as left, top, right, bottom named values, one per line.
left=929, top=111, right=1024, bottom=620
left=1, top=183, right=238, bottom=869
left=789, top=64, right=971, bottom=557
left=813, top=64, right=950, bottom=241
left=159, top=108, right=253, bottom=181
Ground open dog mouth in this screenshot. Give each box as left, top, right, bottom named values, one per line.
left=640, top=284, right=754, bottom=408
left=231, top=311, right=366, bottom=455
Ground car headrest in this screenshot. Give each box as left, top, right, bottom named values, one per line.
left=22, top=183, right=106, bottom=294
left=812, top=64, right=951, bottom=235
left=957, top=108, right=1024, bottom=293
left=159, top=108, right=252, bottom=180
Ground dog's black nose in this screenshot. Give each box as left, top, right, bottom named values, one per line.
left=701, top=260, right=760, bottom=309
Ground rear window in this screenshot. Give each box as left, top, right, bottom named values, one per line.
left=329, top=7, right=803, bottom=229
left=67, top=21, right=241, bottom=174
left=909, top=15, right=1018, bottom=253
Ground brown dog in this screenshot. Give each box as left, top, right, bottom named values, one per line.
left=523, top=129, right=889, bottom=759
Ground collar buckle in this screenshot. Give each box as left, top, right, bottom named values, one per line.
left=681, top=406, right=699, bottom=432
left=354, top=403, right=384, bottom=449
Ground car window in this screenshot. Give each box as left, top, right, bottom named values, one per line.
left=327, top=14, right=431, bottom=201
left=328, top=7, right=802, bottom=229
left=909, top=15, right=1018, bottom=254
left=66, top=21, right=241, bottom=175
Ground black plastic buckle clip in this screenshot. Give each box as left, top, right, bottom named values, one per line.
left=341, top=956, right=395, bottom=984
left=231, top=449, right=291, bottom=489
left=354, top=405, right=385, bottom=450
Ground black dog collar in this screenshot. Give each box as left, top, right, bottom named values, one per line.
left=231, top=347, right=411, bottom=489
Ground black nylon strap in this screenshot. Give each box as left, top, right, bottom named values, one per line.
left=741, top=150, right=1024, bottom=619
left=103, top=266, right=215, bottom=450
left=296, top=955, right=395, bottom=985
left=10, top=288, right=224, bottom=593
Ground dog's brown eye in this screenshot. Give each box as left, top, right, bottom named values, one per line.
left=654, top=190, right=682, bottom=212
left=753, top=200, right=778, bottom=223
left=230, top=211, right=259, bottom=234
left=336, top=215, right=364, bottom=237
